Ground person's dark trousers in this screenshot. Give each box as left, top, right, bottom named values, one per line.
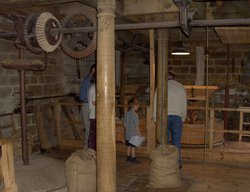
left=88, top=119, right=96, bottom=150
left=167, top=115, right=183, bottom=168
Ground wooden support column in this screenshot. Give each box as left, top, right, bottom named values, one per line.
left=120, top=52, right=126, bottom=105
left=156, top=29, right=168, bottom=144
left=147, top=29, right=156, bottom=152
left=96, top=1, right=116, bottom=192
left=0, top=140, right=18, bottom=192
left=224, top=45, right=230, bottom=130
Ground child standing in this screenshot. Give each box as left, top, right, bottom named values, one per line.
left=124, top=97, right=141, bottom=164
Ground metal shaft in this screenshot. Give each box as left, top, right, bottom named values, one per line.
left=2, top=18, right=250, bottom=38
left=57, top=18, right=250, bottom=33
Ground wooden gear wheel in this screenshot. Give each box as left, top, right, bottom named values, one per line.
left=23, top=13, right=43, bottom=54
left=60, top=12, right=97, bottom=59
left=35, top=12, right=62, bottom=52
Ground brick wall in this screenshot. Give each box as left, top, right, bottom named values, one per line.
left=0, top=36, right=94, bottom=148
left=169, top=29, right=250, bottom=87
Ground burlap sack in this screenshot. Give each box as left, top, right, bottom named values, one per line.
left=65, top=149, right=96, bottom=192
left=147, top=144, right=182, bottom=188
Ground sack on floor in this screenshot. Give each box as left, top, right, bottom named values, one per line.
left=65, top=149, right=96, bottom=192
left=147, top=144, right=182, bottom=188
left=129, top=135, right=145, bottom=147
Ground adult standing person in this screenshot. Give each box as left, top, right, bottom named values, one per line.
left=79, top=64, right=96, bottom=148
left=88, top=74, right=96, bottom=150
left=167, top=71, right=187, bottom=169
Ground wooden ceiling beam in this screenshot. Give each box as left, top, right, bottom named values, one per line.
left=122, top=0, right=178, bottom=15
left=0, top=0, right=97, bottom=11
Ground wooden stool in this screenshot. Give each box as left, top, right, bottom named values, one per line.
left=0, top=139, right=18, bottom=192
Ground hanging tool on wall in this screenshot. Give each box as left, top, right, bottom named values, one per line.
left=0, top=14, right=46, bottom=165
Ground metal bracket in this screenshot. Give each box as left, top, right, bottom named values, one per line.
left=173, top=0, right=193, bottom=37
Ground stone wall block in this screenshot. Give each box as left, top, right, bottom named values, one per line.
left=173, top=66, right=190, bottom=73
left=208, top=67, right=215, bottom=73
left=44, top=76, right=57, bottom=84
left=49, top=58, right=57, bottom=65
left=216, top=66, right=226, bottom=73
left=190, top=67, right=197, bottom=73
left=44, top=85, right=55, bottom=96
left=26, top=114, right=33, bottom=125
left=55, top=84, right=68, bottom=95
left=0, top=87, right=12, bottom=98
left=0, top=100, right=13, bottom=114
left=0, top=75, right=8, bottom=85
left=44, top=65, right=54, bottom=75
left=39, top=77, right=44, bottom=84
left=171, top=59, right=182, bottom=65
left=182, top=60, right=195, bottom=66
left=33, top=71, right=44, bottom=76
left=29, top=76, right=38, bottom=84
left=27, top=85, right=43, bottom=96
left=5, top=69, right=18, bottom=75
left=9, top=75, right=20, bottom=86
left=209, top=51, right=226, bottom=59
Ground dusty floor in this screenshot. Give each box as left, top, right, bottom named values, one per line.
left=12, top=148, right=250, bottom=192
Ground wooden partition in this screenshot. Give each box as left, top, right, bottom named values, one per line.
left=55, top=101, right=83, bottom=149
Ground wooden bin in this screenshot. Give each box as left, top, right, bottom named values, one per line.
left=182, top=119, right=224, bottom=145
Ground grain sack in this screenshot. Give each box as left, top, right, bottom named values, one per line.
left=65, top=149, right=96, bottom=192
left=147, top=144, right=182, bottom=188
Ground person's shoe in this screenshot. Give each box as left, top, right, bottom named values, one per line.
left=126, top=155, right=132, bottom=162
left=131, top=158, right=141, bottom=164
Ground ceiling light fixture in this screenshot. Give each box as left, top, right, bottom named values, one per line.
left=171, top=41, right=190, bottom=56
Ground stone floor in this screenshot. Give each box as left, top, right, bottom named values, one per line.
left=12, top=148, right=250, bottom=192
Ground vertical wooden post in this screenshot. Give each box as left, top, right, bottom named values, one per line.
left=224, top=45, right=230, bottom=130
left=0, top=140, right=18, bottom=192
left=147, top=29, right=156, bottom=152
left=120, top=52, right=126, bottom=115
left=55, top=102, right=62, bottom=147
left=239, top=111, right=243, bottom=142
left=156, top=29, right=168, bottom=144
left=209, top=109, right=214, bottom=150
left=96, top=1, right=116, bottom=192
left=19, top=69, right=29, bottom=165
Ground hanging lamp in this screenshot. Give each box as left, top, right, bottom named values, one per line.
left=171, top=41, right=190, bottom=56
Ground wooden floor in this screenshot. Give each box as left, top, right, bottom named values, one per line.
left=40, top=142, right=250, bottom=192
left=11, top=140, right=250, bottom=192
left=116, top=154, right=250, bottom=192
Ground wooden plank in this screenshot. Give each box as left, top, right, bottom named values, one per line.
left=55, top=102, right=62, bottom=146
left=147, top=29, right=156, bottom=153
left=58, top=139, right=83, bottom=149
left=123, top=0, right=178, bottom=15
left=0, top=140, right=18, bottom=192
left=209, top=110, right=214, bottom=150
left=215, top=27, right=250, bottom=44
